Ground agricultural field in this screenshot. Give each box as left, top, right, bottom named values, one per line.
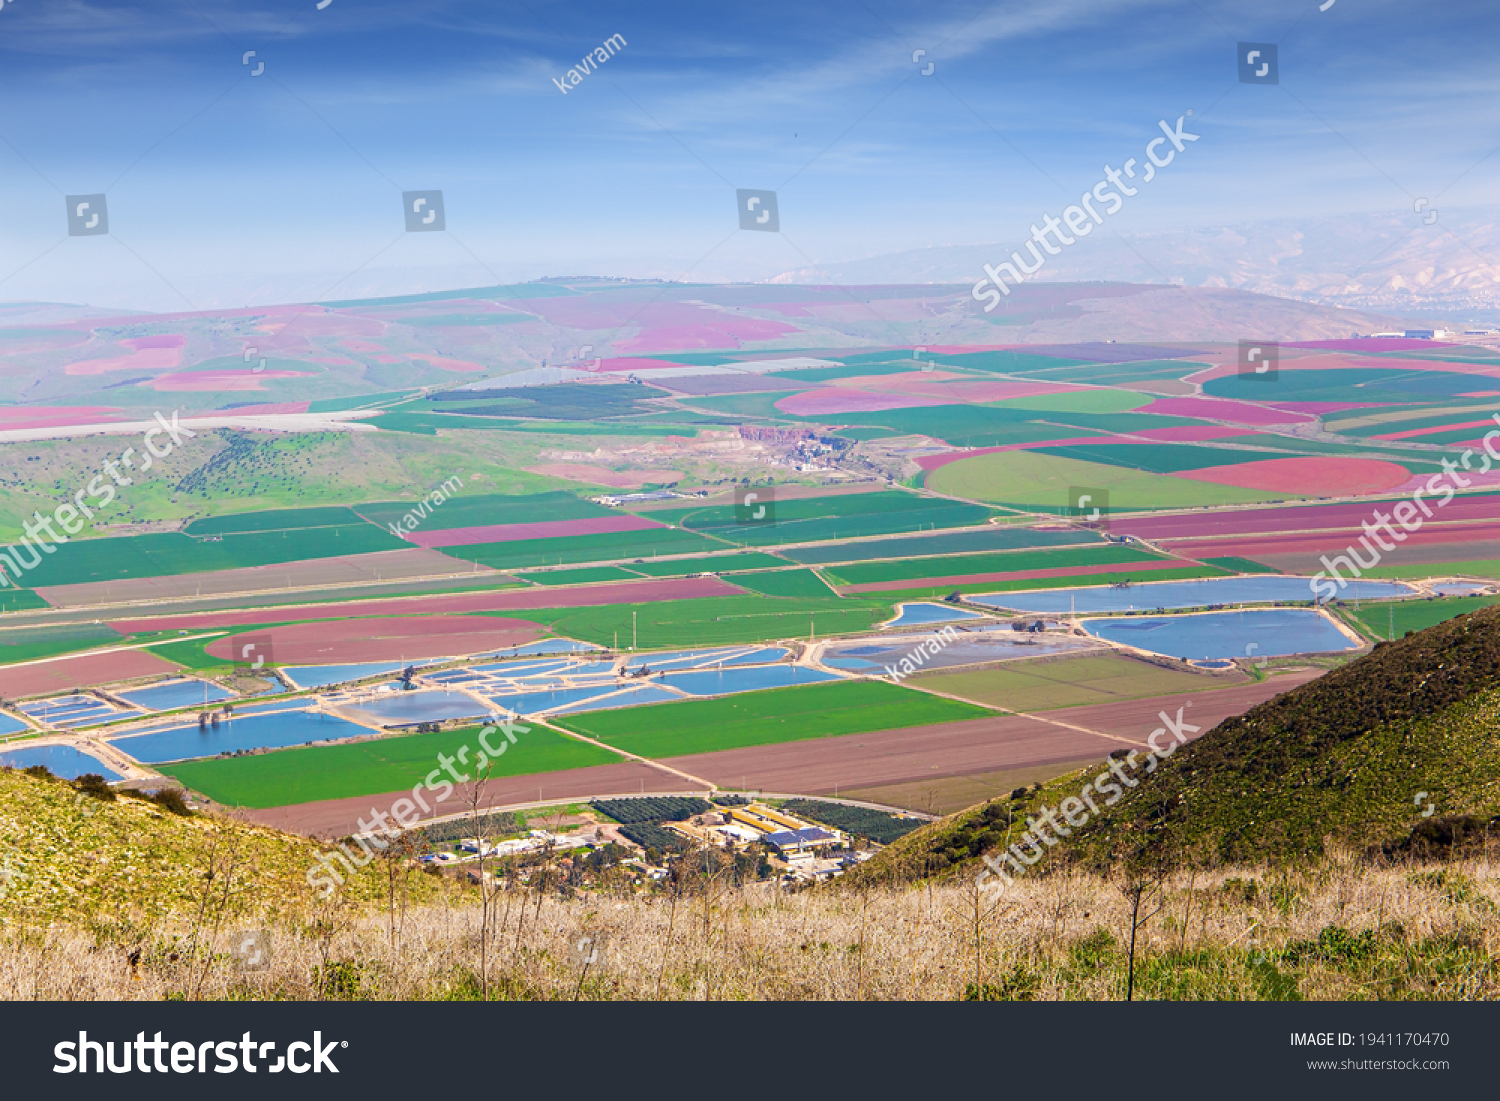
left=553, top=680, right=994, bottom=758
left=781, top=527, right=1099, bottom=565
left=913, top=651, right=1250, bottom=712
left=646, top=490, right=999, bottom=545
left=623, top=552, right=788, bottom=575
left=438, top=526, right=726, bottom=569
left=1341, top=593, right=1500, bottom=641
left=592, top=796, right=712, bottom=823
left=925, top=451, right=1288, bottom=511
left=158, top=721, right=622, bottom=808
left=501, top=592, right=891, bottom=647
left=822, top=545, right=1166, bottom=587
left=19, top=524, right=408, bottom=587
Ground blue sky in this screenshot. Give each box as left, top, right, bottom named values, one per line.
left=0, top=0, right=1495, bottom=312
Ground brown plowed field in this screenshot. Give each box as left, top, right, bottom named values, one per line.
left=657, top=670, right=1323, bottom=796
left=1025, top=669, right=1323, bottom=742
left=237, top=760, right=682, bottom=837
left=205, top=615, right=546, bottom=663
left=107, top=575, right=745, bottom=632
left=0, top=649, right=179, bottom=698
left=660, top=713, right=1115, bottom=794
left=37, top=548, right=493, bottom=609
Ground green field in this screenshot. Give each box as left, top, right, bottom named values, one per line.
left=0, top=588, right=50, bottom=612
left=648, top=490, right=998, bottom=546
left=440, top=526, right=726, bottom=569
left=725, top=568, right=836, bottom=598
left=355, top=490, right=612, bottom=531
left=20, top=524, right=409, bottom=588
left=926, top=451, right=1287, bottom=511
left=824, top=544, right=1164, bottom=586
left=867, top=565, right=1229, bottom=604
left=988, top=390, right=1151, bottom=414
left=1199, top=556, right=1279, bottom=574
left=623, top=552, right=788, bottom=576
left=553, top=680, right=994, bottom=757
left=1031, top=441, right=1291, bottom=474
left=515, top=566, right=640, bottom=585
left=0, top=622, right=126, bottom=666
left=160, top=722, right=622, bottom=808
left=186, top=507, right=369, bottom=535
left=914, top=651, right=1249, bottom=711
left=781, top=527, right=1099, bottom=565
left=501, top=593, right=890, bottom=648
left=1344, top=594, right=1500, bottom=641
left=1360, top=559, right=1500, bottom=581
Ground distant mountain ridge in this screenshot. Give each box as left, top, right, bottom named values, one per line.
left=772, top=208, right=1500, bottom=323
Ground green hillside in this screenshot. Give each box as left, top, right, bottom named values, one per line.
left=851, top=606, right=1500, bottom=885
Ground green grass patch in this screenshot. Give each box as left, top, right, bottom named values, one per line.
left=186, top=506, right=369, bottom=535
left=915, top=651, right=1248, bottom=711
left=781, top=527, right=1100, bottom=564
left=0, top=622, right=126, bottom=666
left=869, top=565, right=1229, bottom=604
left=553, top=680, right=993, bottom=757
left=1199, top=556, right=1279, bottom=574
left=160, top=722, right=621, bottom=808
left=440, top=526, right=725, bottom=570
left=926, top=451, right=1286, bottom=511
left=988, top=389, right=1152, bottom=414
left=826, top=545, right=1163, bottom=586
left=622, top=552, right=788, bottom=576
left=17, top=524, right=408, bottom=588
left=648, top=490, right=997, bottom=546
left=724, top=568, right=835, bottom=598
left=514, top=566, right=640, bottom=586
left=1360, top=559, right=1500, bottom=581
left=1344, top=594, right=1500, bottom=641
left=0, top=588, right=50, bottom=612
left=355, top=490, right=611, bottom=531
left=502, top=594, right=889, bottom=648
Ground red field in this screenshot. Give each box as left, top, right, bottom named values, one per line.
left=404, top=514, right=663, bottom=549
left=1115, top=495, right=1500, bottom=540
left=1143, top=397, right=1313, bottom=425
left=1174, top=456, right=1412, bottom=495
left=205, top=615, right=545, bottom=663
left=0, top=649, right=179, bottom=698
left=1163, top=521, right=1500, bottom=560
left=107, top=575, right=745, bottom=632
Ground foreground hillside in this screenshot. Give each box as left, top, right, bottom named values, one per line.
left=0, top=768, right=402, bottom=930
left=853, top=607, right=1500, bottom=890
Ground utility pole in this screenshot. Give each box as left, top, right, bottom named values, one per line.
left=632, top=610, right=637, bottom=650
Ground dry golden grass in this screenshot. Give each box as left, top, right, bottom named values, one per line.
left=4, top=849, right=1498, bottom=1001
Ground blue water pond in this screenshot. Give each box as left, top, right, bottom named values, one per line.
left=975, top=576, right=1415, bottom=613
left=1082, top=608, right=1358, bottom=660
